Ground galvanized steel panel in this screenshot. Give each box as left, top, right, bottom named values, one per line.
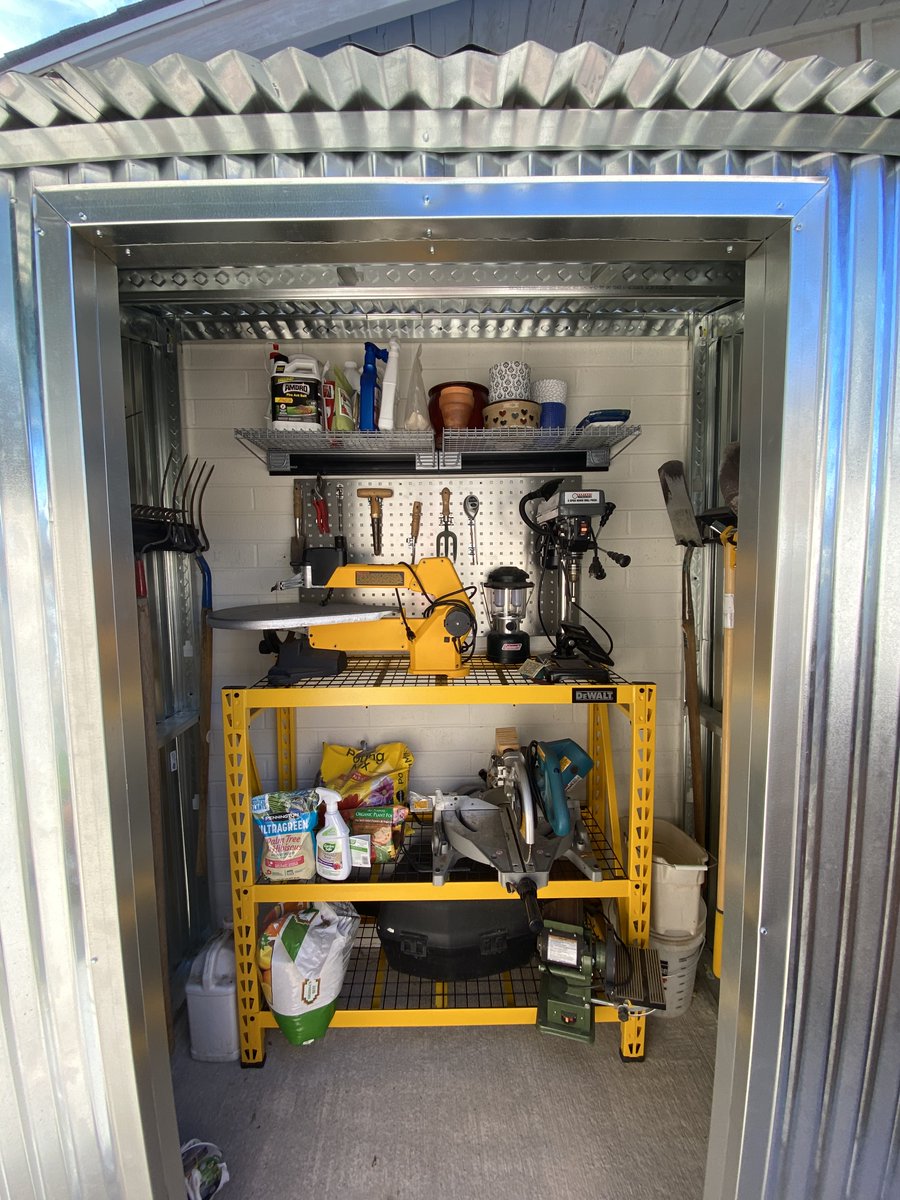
left=0, top=37, right=898, bottom=1200
left=5, top=41, right=900, bottom=131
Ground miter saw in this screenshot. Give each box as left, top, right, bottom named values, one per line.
left=431, top=732, right=604, bottom=929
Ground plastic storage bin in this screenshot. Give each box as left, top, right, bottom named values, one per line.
left=185, top=928, right=240, bottom=1062
left=650, top=900, right=706, bottom=1019
left=650, top=819, right=709, bottom=936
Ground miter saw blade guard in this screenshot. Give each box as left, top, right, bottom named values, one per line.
left=431, top=738, right=603, bottom=906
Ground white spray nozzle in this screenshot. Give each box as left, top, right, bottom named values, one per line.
left=316, top=786, right=342, bottom=810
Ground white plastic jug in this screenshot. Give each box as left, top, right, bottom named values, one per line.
left=185, top=928, right=240, bottom=1062
left=271, top=354, right=323, bottom=430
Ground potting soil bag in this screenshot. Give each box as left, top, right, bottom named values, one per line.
left=258, top=902, right=360, bottom=1045
left=252, top=790, right=318, bottom=881
left=319, top=741, right=414, bottom=810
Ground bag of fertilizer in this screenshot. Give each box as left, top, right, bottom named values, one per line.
left=252, top=790, right=318, bottom=881
left=258, top=902, right=359, bottom=1045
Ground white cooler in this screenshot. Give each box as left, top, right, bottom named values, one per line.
left=185, top=928, right=240, bottom=1062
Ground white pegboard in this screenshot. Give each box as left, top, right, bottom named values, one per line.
left=297, top=475, right=559, bottom=635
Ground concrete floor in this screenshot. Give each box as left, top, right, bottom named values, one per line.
left=172, top=986, right=717, bottom=1200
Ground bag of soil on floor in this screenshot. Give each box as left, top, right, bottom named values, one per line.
left=257, top=902, right=360, bottom=1045
left=319, top=741, right=414, bottom=810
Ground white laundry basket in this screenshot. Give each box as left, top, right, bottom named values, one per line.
left=185, top=927, right=240, bottom=1062
left=649, top=901, right=706, bottom=1019
left=650, top=820, right=709, bottom=937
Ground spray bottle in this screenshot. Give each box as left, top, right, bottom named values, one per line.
left=378, top=338, right=401, bottom=430
left=316, top=787, right=351, bottom=880
left=359, top=342, right=389, bottom=432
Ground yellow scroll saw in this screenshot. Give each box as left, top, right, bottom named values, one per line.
left=308, top=556, right=476, bottom=677
left=209, top=556, right=476, bottom=682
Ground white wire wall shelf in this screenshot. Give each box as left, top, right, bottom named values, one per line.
left=234, top=424, right=641, bottom=475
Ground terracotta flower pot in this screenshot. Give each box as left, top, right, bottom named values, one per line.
left=439, top=385, right=475, bottom=428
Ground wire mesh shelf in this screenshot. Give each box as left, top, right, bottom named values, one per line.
left=249, top=655, right=631, bottom=690
left=235, top=428, right=436, bottom=456
left=234, top=424, right=640, bottom=467
left=441, top=424, right=641, bottom=456
left=252, top=806, right=626, bottom=890
left=337, top=919, right=542, bottom=1011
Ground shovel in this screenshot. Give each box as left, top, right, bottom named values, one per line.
left=436, top=486, right=457, bottom=560
left=658, top=461, right=705, bottom=849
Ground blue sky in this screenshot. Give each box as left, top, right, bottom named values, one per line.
left=0, top=0, right=128, bottom=56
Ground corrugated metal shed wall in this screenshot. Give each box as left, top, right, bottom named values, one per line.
left=0, top=42, right=898, bottom=1200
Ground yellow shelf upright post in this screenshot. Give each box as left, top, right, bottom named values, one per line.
left=276, top=705, right=296, bottom=790
left=224, top=687, right=266, bottom=1066
left=619, top=683, right=655, bottom=1060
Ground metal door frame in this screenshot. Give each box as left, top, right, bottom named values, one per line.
left=9, top=174, right=829, bottom=1197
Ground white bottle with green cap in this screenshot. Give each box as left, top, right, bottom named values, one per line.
left=316, top=787, right=351, bottom=880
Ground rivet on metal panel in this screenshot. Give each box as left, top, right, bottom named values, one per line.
left=423, top=193, right=431, bottom=205
left=429, top=246, right=436, bottom=255
left=424, top=228, right=432, bottom=238
left=35, top=227, right=44, bottom=236
left=760, top=926, right=768, bottom=936
left=125, top=248, right=131, bottom=256
left=78, top=211, right=87, bottom=220
left=794, top=224, right=803, bottom=231
left=726, top=245, right=733, bottom=254
left=422, top=132, right=430, bottom=143
left=776, top=201, right=784, bottom=209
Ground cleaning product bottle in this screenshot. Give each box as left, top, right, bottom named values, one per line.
left=342, top=361, right=361, bottom=428
left=330, top=362, right=356, bottom=432
left=316, top=787, right=351, bottom=880
left=358, top=342, right=388, bottom=432
left=271, top=354, right=323, bottom=431
left=265, top=344, right=289, bottom=426
left=378, top=338, right=401, bottom=430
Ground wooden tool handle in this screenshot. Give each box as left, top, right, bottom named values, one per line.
left=411, top=501, right=422, bottom=539
left=357, top=487, right=394, bottom=499
left=441, top=487, right=451, bottom=517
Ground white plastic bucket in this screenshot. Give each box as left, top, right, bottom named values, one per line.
left=185, top=928, right=240, bottom=1062
left=650, top=819, right=709, bottom=936
left=650, top=900, right=706, bottom=1019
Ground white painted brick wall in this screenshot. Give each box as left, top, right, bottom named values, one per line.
left=182, top=338, right=689, bottom=924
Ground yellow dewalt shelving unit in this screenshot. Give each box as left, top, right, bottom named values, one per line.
left=224, top=657, right=655, bottom=1066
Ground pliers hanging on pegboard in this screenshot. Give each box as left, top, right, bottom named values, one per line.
left=312, top=473, right=330, bottom=534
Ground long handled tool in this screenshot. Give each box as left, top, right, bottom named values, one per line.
left=135, top=554, right=174, bottom=1051
left=436, top=486, right=457, bottom=561
left=290, top=479, right=305, bottom=573
left=658, top=460, right=706, bottom=848
left=408, top=500, right=422, bottom=564
left=713, top=529, right=737, bottom=978
left=357, top=487, right=393, bottom=555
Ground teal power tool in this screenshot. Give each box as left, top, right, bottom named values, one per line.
left=526, top=738, right=593, bottom=839
left=537, top=919, right=666, bottom=1045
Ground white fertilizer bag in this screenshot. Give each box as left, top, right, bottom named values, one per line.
left=258, top=902, right=360, bottom=1045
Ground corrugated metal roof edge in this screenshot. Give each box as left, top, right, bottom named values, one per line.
left=2, top=41, right=900, bottom=130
